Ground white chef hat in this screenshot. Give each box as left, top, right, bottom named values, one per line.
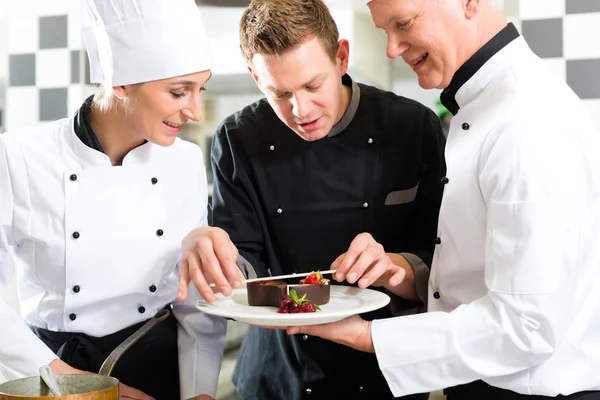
left=82, top=0, right=211, bottom=87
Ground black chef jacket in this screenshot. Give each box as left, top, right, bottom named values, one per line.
left=211, top=75, right=446, bottom=400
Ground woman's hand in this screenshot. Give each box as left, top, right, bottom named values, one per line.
left=178, top=226, right=244, bottom=303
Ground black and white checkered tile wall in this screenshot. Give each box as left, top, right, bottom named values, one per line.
left=5, top=0, right=600, bottom=131
left=520, top=0, right=600, bottom=128
left=6, top=0, right=92, bottom=131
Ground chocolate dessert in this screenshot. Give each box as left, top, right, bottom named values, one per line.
left=247, top=280, right=287, bottom=306
left=247, top=271, right=331, bottom=309
left=289, top=281, right=330, bottom=305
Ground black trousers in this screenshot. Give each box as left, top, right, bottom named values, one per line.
left=445, top=380, right=600, bottom=400
left=31, top=308, right=179, bottom=400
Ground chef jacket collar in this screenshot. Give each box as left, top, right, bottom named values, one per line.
left=328, top=74, right=361, bottom=138
left=440, top=23, right=520, bottom=115
left=66, top=96, right=153, bottom=167
left=75, top=95, right=105, bottom=153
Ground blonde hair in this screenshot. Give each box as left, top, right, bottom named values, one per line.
left=92, top=84, right=131, bottom=113
left=239, top=0, right=340, bottom=64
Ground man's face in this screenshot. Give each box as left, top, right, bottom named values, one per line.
left=368, top=0, right=467, bottom=89
left=249, top=37, right=349, bottom=142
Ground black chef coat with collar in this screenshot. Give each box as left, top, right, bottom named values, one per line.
left=211, top=75, right=446, bottom=400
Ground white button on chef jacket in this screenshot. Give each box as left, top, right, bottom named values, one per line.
left=371, top=37, right=600, bottom=397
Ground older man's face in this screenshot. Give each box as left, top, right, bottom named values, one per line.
left=368, top=0, right=466, bottom=89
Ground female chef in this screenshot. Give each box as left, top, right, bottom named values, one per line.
left=0, top=0, right=225, bottom=399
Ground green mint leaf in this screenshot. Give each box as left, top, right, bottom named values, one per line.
left=289, top=289, right=300, bottom=305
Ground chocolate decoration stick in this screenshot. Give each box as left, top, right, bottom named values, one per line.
left=209, top=270, right=336, bottom=288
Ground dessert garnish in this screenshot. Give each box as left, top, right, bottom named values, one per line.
left=302, top=271, right=323, bottom=285
left=277, top=289, right=321, bottom=314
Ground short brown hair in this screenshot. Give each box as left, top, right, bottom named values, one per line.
left=239, top=0, right=340, bottom=64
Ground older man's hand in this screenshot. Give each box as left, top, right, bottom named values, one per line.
left=332, top=233, right=418, bottom=301
left=286, top=315, right=375, bottom=353
left=178, top=226, right=244, bottom=303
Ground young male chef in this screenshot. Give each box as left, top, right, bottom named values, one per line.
left=177, top=0, right=447, bottom=398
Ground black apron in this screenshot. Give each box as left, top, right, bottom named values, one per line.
left=445, top=380, right=600, bottom=400
left=31, top=307, right=180, bottom=400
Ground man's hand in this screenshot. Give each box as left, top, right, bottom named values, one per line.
left=119, top=383, right=155, bottom=399
left=49, top=359, right=155, bottom=399
left=332, top=233, right=418, bottom=301
left=287, top=315, right=375, bottom=353
left=178, top=226, right=244, bottom=303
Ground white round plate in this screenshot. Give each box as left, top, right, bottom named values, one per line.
left=195, top=285, right=390, bottom=326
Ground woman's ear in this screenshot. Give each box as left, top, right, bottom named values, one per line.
left=112, top=85, right=127, bottom=100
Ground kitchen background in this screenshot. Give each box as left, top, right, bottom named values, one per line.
left=0, top=0, right=599, bottom=398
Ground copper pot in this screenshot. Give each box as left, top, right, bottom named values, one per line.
left=0, top=309, right=170, bottom=400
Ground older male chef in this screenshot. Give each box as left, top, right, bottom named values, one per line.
left=287, top=0, right=600, bottom=399
left=0, top=1, right=225, bottom=399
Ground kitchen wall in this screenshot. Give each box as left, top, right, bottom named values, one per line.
left=519, top=0, right=600, bottom=129
left=3, top=0, right=93, bottom=132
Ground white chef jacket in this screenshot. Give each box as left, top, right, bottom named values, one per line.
left=372, top=36, right=600, bottom=396
left=0, top=117, right=226, bottom=400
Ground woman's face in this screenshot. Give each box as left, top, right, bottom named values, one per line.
left=119, top=70, right=211, bottom=146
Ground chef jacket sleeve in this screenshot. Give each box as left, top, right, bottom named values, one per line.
left=371, top=117, right=581, bottom=396
left=210, top=123, right=270, bottom=278
left=0, top=134, right=58, bottom=380
left=173, top=145, right=227, bottom=400
left=400, top=110, right=446, bottom=306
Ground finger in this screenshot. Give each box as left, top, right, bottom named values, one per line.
left=178, top=259, right=190, bottom=301
left=188, top=244, right=217, bottom=303
left=288, top=320, right=341, bottom=340
left=120, top=383, right=153, bottom=400
left=287, top=325, right=312, bottom=335
left=335, top=233, right=373, bottom=281
left=288, top=316, right=369, bottom=351
left=250, top=324, right=285, bottom=330
left=212, top=230, right=243, bottom=289
left=345, top=242, right=384, bottom=284
left=330, top=253, right=346, bottom=282
left=357, top=257, right=390, bottom=288
left=387, top=265, right=407, bottom=287
left=196, top=236, right=232, bottom=297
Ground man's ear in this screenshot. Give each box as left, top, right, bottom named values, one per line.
left=336, top=39, right=350, bottom=75
left=247, top=65, right=264, bottom=92
left=463, top=0, right=482, bottom=19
